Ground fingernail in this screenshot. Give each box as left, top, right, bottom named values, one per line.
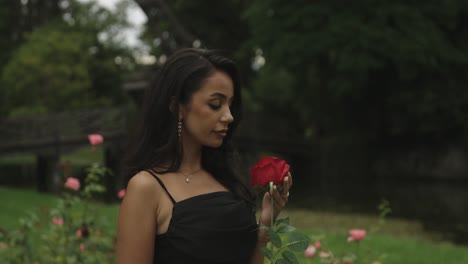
left=284, top=177, right=289, bottom=181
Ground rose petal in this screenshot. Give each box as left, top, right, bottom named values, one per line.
left=304, top=245, right=316, bottom=257
left=256, top=157, right=276, bottom=167
left=319, top=251, right=330, bottom=258
left=88, top=134, right=104, bottom=146
left=250, top=156, right=291, bottom=187
left=348, top=229, right=366, bottom=242
left=314, top=240, right=321, bottom=249
left=52, top=217, right=64, bottom=226
left=64, top=177, right=80, bottom=191
left=251, top=163, right=276, bottom=187
left=117, top=189, right=126, bottom=199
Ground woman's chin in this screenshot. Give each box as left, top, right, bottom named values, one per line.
left=204, top=140, right=223, bottom=148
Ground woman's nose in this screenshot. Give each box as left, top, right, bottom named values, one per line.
left=221, top=107, right=234, bottom=123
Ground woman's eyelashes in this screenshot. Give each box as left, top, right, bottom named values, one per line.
left=209, top=103, right=221, bottom=110
left=208, top=99, right=223, bottom=110
left=208, top=99, right=233, bottom=111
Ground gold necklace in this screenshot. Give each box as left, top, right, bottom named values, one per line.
left=179, top=168, right=202, bottom=183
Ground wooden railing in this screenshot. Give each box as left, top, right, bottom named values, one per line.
left=0, top=108, right=128, bottom=155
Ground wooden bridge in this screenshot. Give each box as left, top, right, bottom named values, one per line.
left=0, top=107, right=314, bottom=195
left=0, top=108, right=127, bottom=155
left=0, top=108, right=129, bottom=194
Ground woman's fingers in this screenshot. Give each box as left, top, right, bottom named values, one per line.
left=282, top=172, right=292, bottom=197
left=271, top=185, right=287, bottom=208
left=264, top=172, right=293, bottom=221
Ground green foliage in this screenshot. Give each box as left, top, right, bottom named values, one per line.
left=0, top=153, right=116, bottom=263
left=262, top=214, right=311, bottom=263
left=245, top=0, right=468, bottom=140
left=0, top=1, right=22, bottom=71
left=0, top=0, right=135, bottom=118
left=1, top=24, right=94, bottom=116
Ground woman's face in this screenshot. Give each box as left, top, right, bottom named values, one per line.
left=180, top=70, right=235, bottom=148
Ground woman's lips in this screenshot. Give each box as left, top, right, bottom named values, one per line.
left=214, top=130, right=228, bottom=137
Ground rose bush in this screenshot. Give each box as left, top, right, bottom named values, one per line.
left=0, top=134, right=117, bottom=264
left=302, top=200, right=391, bottom=264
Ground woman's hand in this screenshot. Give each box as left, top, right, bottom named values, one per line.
left=259, top=171, right=293, bottom=227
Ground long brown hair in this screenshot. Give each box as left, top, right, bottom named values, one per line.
left=122, top=48, right=254, bottom=203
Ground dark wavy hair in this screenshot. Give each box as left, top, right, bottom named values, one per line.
left=122, top=48, right=255, bottom=203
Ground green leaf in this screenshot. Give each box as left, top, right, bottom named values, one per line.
left=277, top=225, right=296, bottom=233
left=282, top=251, right=299, bottom=264
left=261, top=247, right=273, bottom=260
left=274, top=217, right=290, bottom=227
left=285, top=232, right=310, bottom=251
left=275, top=259, right=289, bottom=264
left=269, top=229, right=282, bottom=248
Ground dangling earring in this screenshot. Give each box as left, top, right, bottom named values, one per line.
left=178, top=120, right=182, bottom=139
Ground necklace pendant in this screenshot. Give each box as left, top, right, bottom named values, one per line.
left=185, top=178, right=190, bottom=183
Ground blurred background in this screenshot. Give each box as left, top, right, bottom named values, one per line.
left=1, top=0, right=468, bottom=256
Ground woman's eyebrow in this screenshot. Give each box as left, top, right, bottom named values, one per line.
left=209, top=92, right=234, bottom=101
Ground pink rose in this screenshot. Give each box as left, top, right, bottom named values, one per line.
left=117, top=189, right=126, bottom=199
left=64, top=177, right=80, bottom=191
left=52, top=217, right=64, bottom=226
left=79, top=243, right=85, bottom=252
left=250, top=156, right=290, bottom=187
left=304, top=245, right=316, bottom=257
left=76, top=230, right=82, bottom=238
left=314, top=240, right=321, bottom=249
left=88, top=134, right=104, bottom=146
left=347, top=229, right=366, bottom=242
left=319, top=251, right=330, bottom=258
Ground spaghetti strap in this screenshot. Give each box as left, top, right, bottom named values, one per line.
left=145, top=170, right=176, bottom=204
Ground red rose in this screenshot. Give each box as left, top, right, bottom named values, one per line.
left=250, top=156, right=290, bottom=187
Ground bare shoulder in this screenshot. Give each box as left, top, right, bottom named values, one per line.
left=118, top=171, right=161, bottom=263
left=127, top=171, right=159, bottom=191
left=125, top=171, right=162, bottom=206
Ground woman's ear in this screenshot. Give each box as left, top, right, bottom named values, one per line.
left=169, top=96, right=176, bottom=113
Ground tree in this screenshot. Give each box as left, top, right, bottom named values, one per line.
left=1, top=0, right=136, bottom=117
left=245, top=0, right=468, bottom=143
left=137, top=0, right=255, bottom=84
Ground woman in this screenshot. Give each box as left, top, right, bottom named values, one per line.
left=117, top=48, right=292, bottom=263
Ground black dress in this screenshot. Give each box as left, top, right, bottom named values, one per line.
left=146, top=170, right=259, bottom=264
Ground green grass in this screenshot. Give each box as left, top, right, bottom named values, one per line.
left=0, top=187, right=58, bottom=228
left=289, top=232, right=468, bottom=264
left=60, top=146, right=104, bottom=165
left=0, top=187, right=119, bottom=230
left=1, top=187, right=468, bottom=263
left=0, top=154, right=35, bottom=165
left=0, top=146, right=103, bottom=167
left=257, top=209, right=468, bottom=263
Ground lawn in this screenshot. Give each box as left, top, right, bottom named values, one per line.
left=1, top=187, right=468, bottom=263
left=0, top=187, right=119, bottom=230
